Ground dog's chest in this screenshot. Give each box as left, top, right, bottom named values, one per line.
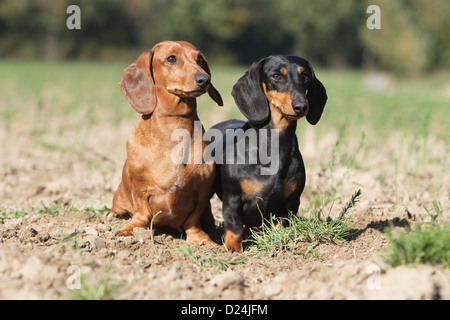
left=240, top=161, right=304, bottom=209
left=146, top=156, right=214, bottom=194
left=150, top=161, right=214, bottom=226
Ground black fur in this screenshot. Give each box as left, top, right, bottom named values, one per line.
left=208, top=55, right=327, bottom=250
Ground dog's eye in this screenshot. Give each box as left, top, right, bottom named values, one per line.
left=166, top=55, right=177, bottom=64
left=272, top=73, right=281, bottom=81
left=302, top=73, right=310, bottom=81
left=197, top=55, right=204, bottom=66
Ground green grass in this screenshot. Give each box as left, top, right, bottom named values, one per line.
left=384, top=223, right=450, bottom=267
left=0, top=60, right=449, bottom=167
left=0, top=209, right=29, bottom=223
left=178, top=243, right=247, bottom=274
left=313, top=69, right=450, bottom=139
left=384, top=201, right=449, bottom=267
left=424, top=200, right=443, bottom=224
left=67, top=268, right=128, bottom=300
left=2, top=60, right=448, bottom=133
left=248, top=190, right=361, bottom=257
left=0, top=202, right=110, bottom=223
left=0, top=60, right=128, bottom=124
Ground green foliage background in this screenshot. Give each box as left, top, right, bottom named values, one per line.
left=1, top=0, right=449, bottom=72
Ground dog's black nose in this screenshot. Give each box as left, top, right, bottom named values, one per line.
left=195, top=73, right=211, bottom=88
left=292, top=100, right=309, bottom=115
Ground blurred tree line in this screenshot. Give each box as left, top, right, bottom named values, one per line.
left=0, top=0, right=449, bottom=72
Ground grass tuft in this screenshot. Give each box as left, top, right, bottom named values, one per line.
left=248, top=189, right=361, bottom=257
left=384, top=201, right=449, bottom=267
left=384, top=223, right=450, bottom=267
left=424, top=200, right=442, bottom=224
left=68, top=270, right=128, bottom=300
left=0, top=209, right=29, bottom=222
left=178, top=244, right=247, bottom=274
left=0, top=203, right=110, bottom=223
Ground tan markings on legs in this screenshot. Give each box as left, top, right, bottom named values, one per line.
left=224, top=229, right=243, bottom=253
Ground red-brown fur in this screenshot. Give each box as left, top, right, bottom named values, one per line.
left=111, top=41, right=223, bottom=244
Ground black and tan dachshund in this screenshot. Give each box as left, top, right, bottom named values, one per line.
left=209, top=55, right=327, bottom=252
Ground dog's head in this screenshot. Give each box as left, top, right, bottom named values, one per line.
left=232, top=55, right=327, bottom=128
left=119, top=41, right=223, bottom=115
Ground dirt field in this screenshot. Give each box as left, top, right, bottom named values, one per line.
left=1, top=121, right=449, bottom=300
left=0, top=65, right=449, bottom=300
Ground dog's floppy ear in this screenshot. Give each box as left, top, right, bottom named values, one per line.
left=198, top=53, right=223, bottom=106
left=231, top=58, right=270, bottom=125
left=119, top=49, right=157, bottom=115
left=306, top=63, right=327, bottom=125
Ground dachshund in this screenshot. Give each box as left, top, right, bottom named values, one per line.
left=110, top=41, right=223, bottom=244
left=209, top=55, right=327, bottom=252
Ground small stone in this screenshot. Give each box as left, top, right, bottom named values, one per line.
left=20, top=226, right=38, bottom=240
left=133, top=227, right=153, bottom=243
left=38, top=232, right=50, bottom=243
left=83, top=235, right=106, bottom=251
left=210, top=271, right=244, bottom=290
left=83, top=227, right=98, bottom=237
left=117, top=250, right=131, bottom=260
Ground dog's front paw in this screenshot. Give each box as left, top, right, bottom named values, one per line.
left=108, top=211, right=132, bottom=220
left=115, top=218, right=149, bottom=237
left=224, top=229, right=243, bottom=253
left=185, top=229, right=217, bottom=246
left=114, top=228, right=133, bottom=237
